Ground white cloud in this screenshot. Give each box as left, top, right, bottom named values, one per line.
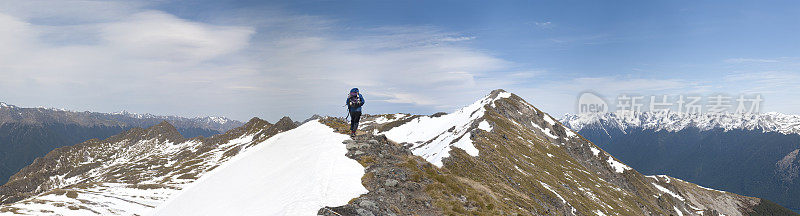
left=0, top=3, right=520, bottom=121
left=0, top=3, right=258, bottom=119
left=250, top=28, right=512, bottom=113
left=100, top=11, right=255, bottom=62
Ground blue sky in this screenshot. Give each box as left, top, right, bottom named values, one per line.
left=0, top=0, right=798, bottom=122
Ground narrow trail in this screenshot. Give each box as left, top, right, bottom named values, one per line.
left=317, top=133, right=440, bottom=216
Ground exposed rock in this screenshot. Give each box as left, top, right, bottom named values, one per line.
left=358, top=199, right=377, bottom=210
left=355, top=208, right=374, bottom=216
left=302, top=114, right=323, bottom=124
left=345, top=142, right=367, bottom=150
left=384, top=179, right=399, bottom=187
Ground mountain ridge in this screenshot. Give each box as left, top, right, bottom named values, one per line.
left=0, top=101, right=243, bottom=132
left=0, top=117, right=296, bottom=215
left=342, top=89, right=796, bottom=215
left=0, top=90, right=796, bottom=215
left=0, top=102, right=244, bottom=185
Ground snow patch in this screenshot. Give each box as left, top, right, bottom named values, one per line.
left=515, top=165, right=528, bottom=175
left=565, top=129, right=577, bottom=137
left=594, top=210, right=607, bottom=216
left=374, top=114, right=407, bottom=124
left=478, top=120, right=493, bottom=131
left=696, top=184, right=725, bottom=193
left=652, top=183, right=686, bottom=201
left=543, top=114, right=557, bottom=126
left=531, top=123, right=559, bottom=139
left=674, top=206, right=685, bottom=216
left=497, top=91, right=512, bottom=99
left=541, top=182, right=566, bottom=204
left=453, top=132, right=480, bottom=157
left=590, top=146, right=600, bottom=156
left=607, top=156, right=631, bottom=173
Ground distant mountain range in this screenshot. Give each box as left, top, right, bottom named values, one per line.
left=0, top=102, right=243, bottom=184
left=562, top=111, right=800, bottom=135
left=0, top=90, right=794, bottom=215
left=561, top=111, right=800, bottom=213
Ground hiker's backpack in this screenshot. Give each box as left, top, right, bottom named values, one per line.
left=348, top=92, right=363, bottom=108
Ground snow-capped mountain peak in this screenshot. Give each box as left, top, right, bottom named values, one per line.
left=0, top=102, right=16, bottom=109
left=205, top=116, right=230, bottom=125
left=561, top=111, right=800, bottom=135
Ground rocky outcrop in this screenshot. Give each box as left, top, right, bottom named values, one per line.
left=777, top=148, right=800, bottom=183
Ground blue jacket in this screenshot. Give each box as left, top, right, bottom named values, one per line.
left=346, top=92, right=365, bottom=112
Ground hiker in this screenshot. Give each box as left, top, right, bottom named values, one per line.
left=346, top=88, right=365, bottom=136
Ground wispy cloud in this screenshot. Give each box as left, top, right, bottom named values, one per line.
left=723, top=71, right=800, bottom=92
left=534, top=21, right=553, bottom=28
left=439, top=36, right=476, bottom=42
left=724, top=58, right=780, bottom=63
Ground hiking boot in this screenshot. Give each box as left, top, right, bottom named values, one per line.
left=350, top=131, right=356, bottom=137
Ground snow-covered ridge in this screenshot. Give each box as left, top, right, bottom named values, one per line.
left=382, top=90, right=510, bottom=167
left=154, top=121, right=366, bottom=215
left=561, top=111, right=800, bottom=135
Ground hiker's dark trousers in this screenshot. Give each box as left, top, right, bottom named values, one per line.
left=350, top=111, right=361, bottom=132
